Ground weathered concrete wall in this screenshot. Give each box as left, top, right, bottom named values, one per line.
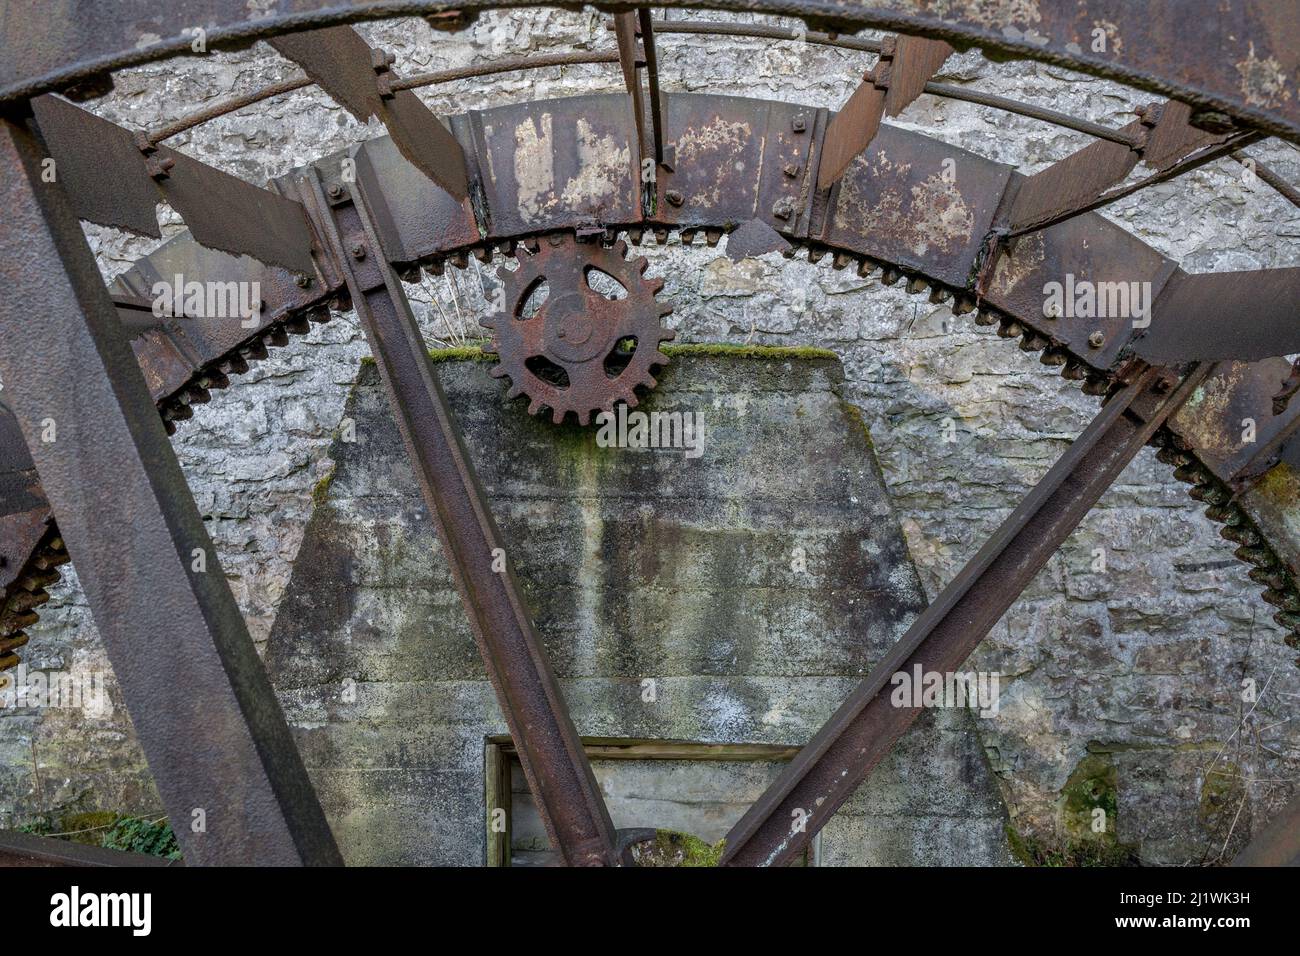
left=266, top=349, right=1013, bottom=865
left=2, top=10, right=1298, bottom=864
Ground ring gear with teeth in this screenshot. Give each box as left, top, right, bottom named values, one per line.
left=481, top=233, right=675, bottom=425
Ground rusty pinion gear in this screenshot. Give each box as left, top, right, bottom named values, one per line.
left=481, top=233, right=675, bottom=425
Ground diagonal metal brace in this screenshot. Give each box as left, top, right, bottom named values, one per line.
left=0, top=110, right=341, bottom=867
left=293, top=145, right=623, bottom=867
left=722, top=361, right=1212, bottom=866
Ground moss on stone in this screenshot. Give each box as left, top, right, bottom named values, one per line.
left=1005, top=752, right=1139, bottom=865
left=426, top=341, right=494, bottom=363
left=1060, top=753, right=1120, bottom=838
left=1199, top=763, right=1244, bottom=827
left=632, top=829, right=726, bottom=867
left=311, top=465, right=337, bottom=507
left=1004, top=822, right=1139, bottom=867
left=662, top=343, right=838, bottom=361
left=405, top=342, right=841, bottom=366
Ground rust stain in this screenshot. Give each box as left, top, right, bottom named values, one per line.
left=1236, top=42, right=1292, bottom=109
left=559, top=118, right=629, bottom=210
left=1171, top=363, right=1252, bottom=462
left=674, top=116, right=752, bottom=208
left=513, top=112, right=556, bottom=221
left=990, top=231, right=1045, bottom=297
left=833, top=150, right=972, bottom=258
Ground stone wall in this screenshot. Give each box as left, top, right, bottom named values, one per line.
left=2, top=9, right=1298, bottom=865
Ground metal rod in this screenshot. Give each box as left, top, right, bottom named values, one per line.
left=721, top=362, right=1211, bottom=866
left=1232, top=151, right=1300, bottom=209
left=631, top=18, right=883, bottom=53
left=294, top=147, right=624, bottom=867
left=0, top=110, right=342, bottom=867
left=924, top=82, right=1143, bottom=146
left=638, top=9, right=666, bottom=166
left=151, top=52, right=621, bottom=144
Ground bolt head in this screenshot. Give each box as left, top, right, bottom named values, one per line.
left=1088, top=330, right=1106, bottom=349
left=296, top=274, right=312, bottom=288
left=665, top=189, right=684, bottom=206
left=327, top=183, right=344, bottom=200
left=772, top=199, right=793, bottom=220
left=351, top=243, right=367, bottom=260
left=792, top=115, right=806, bottom=133
left=783, top=162, right=800, bottom=178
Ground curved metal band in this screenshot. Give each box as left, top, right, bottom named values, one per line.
left=1, top=1, right=1297, bottom=143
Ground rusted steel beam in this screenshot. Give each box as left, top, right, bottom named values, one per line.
left=0, top=830, right=178, bottom=867
left=1006, top=129, right=1266, bottom=239
left=1006, top=100, right=1231, bottom=233
left=269, top=26, right=468, bottom=199
left=818, top=34, right=952, bottom=188
left=1134, top=267, right=1300, bottom=364
left=31, top=93, right=317, bottom=274
left=0, top=110, right=341, bottom=866
left=1234, top=794, right=1300, bottom=866
left=293, top=146, right=623, bottom=867
left=721, top=361, right=1211, bottom=866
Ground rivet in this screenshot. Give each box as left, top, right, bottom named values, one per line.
left=1088, top=330, right=1105, bottom=349
left=666, top=189, right=685, bottom=206
left=783, top=162, right=800, bottom=178
left=351, top=243, right=367, bottom=260
left=792, top=115, right=806, bottom=133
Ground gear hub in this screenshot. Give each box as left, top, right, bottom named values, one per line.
left=481, top=234, right=675, bottom=425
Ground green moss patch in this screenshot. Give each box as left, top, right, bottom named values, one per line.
left=631, top=829, right=725, bottom=867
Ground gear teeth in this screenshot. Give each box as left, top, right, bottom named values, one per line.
left=613, top=240, right=629, bottom=257
left=880, top=267, right=902, bottom=286
left=1234, top=545, right=1276, bottom=568
left=857, top=259, right=878, bottom=279
left=996, top=318, right=1023, bottom=339
left=425, top=259, right=445, bottom=277
left=704, top=229, right=723, bottom=247
left=680, top=229, right=696, bottom=245
left=905, top=275, right=928, bottom=295
left=473, top=246, right=491, bottom=263
left=928, top=286, right=951, bottom=305
left=489, top=365, right=509, bottom=379
left=551, top=406, right=566, bottom=425
left=627, top=228, right=643, bottom=245
left=832, top=252, right=854, bottom=271
left=1081, top=375, right=1110, bottom=396
left=952, top=295, right=976, bottom=315
left=1019, top=332, right=1049, bottom=352
left=505, top=382, right=523, bottom=399
left=974, top=308, right=998, bottom=327
left=654, top=228, right=669, bottom=244
left=1040, top=348, right=1068, bottom=367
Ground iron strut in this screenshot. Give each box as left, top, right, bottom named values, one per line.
left=293, top=146, right=625, bottom=867
left=722, top=361, right=1212, bottom=866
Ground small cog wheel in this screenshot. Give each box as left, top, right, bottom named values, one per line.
left=481, top=233, right=675, bottom=425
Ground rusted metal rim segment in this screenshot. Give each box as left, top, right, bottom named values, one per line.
left=1, top=1, right=1298, bottom=145
left=6, top=90, right=1300, bottom=667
